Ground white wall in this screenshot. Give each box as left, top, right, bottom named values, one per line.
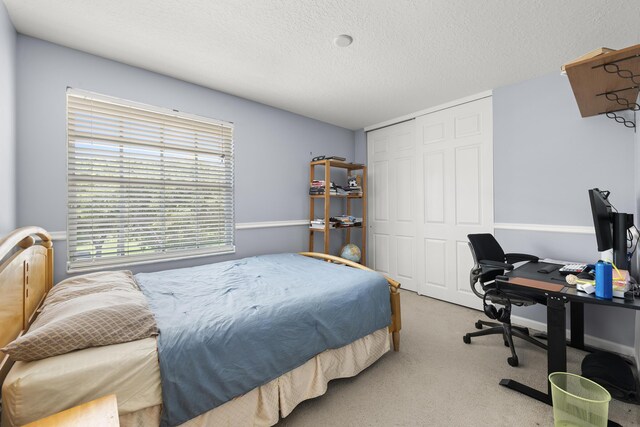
left=0, top=3, right=16, bottom=233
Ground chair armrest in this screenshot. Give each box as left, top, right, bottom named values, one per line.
left=479, top=259, right=514, bottom=271
left=505, top=253, right=539, bottom=264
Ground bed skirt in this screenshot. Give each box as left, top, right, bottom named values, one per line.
left=120, top=327, right=390, bottom=427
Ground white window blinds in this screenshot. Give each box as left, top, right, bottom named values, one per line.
left=67, top=89, right=234, bottom=272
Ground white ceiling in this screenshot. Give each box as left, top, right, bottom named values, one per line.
left=4, top=1, right=640, bottom=130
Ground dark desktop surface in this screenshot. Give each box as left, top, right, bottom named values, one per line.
left=499, top=261, right=640, bottom=310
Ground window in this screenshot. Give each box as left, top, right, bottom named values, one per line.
left=66, top=89, right=234, bottom=272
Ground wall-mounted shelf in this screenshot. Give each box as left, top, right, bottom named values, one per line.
left=564, top=44, right=640, bottom=129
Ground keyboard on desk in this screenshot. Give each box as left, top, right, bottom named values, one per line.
left=559, top=263, right=588, bottom=275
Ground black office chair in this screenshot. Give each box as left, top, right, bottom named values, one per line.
left=463, top=233, right=547, bottom=367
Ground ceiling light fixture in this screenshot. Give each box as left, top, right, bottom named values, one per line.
left=334, top=34, right=353, bottom=48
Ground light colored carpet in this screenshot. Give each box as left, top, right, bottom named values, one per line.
left=278, top=290, right=640, bottom=426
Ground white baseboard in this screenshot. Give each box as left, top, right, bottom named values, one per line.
left=510, top=314, right=636, bottom=358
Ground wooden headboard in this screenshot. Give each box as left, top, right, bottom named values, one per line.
left=0, top=227, right=53, bottom=384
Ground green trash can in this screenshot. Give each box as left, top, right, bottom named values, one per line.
left=549, top=372, right=611, bottom=427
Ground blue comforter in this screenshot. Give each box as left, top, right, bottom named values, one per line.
left=135, top=253, right=391, bottom=426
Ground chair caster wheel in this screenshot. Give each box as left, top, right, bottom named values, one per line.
left=508, top=357, right=519, bottom=367
left=463, top=335, right=471, bottom=344
left=475, top=321, right=483, bottom=330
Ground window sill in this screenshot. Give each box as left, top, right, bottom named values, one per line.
left=67, top=246, right=236, bottom=273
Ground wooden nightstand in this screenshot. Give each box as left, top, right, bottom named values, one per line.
left=24, top=394, right=119, bottom=427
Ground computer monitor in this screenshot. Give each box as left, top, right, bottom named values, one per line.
left=588, top=188, right=634, bottom=271
left=588, top=188, right=613, bottom=252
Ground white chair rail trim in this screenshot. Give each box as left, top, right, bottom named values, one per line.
left=494, top=223, right=594, bottom=235
left=49, top=220, right=310, bottom=241
left=51, top=222, right=592, bottom=241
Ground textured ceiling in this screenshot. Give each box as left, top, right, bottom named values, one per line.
left=4, top=0, right=640, bottom=130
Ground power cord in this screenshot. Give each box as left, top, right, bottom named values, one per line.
left=629, top=225, right=640, bottom=256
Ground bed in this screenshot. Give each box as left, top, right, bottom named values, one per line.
left=0, top=227, right=401, bottom=426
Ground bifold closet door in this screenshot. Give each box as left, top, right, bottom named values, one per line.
left=416, top=97, right=493, bottom=309
left=367, top=121, right=419, bottom=292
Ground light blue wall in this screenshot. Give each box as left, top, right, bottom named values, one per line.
left=494, top=72, right=637, bottom=347
left=494, top=73, right=635, bottom=225
left=0, top=3, right=15, bottom=234
left=15, top=36, right=356, bottom=282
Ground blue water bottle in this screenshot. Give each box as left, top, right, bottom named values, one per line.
left=595, top=261, right=613, bottom=299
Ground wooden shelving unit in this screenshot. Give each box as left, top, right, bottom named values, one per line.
left=564, top=43, right=640, bottom=128
left=308, top=159, right=367, bottom=265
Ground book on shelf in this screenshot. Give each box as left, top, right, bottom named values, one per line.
left=310, top=218, right=336, bottom=229
left=309, top=180, right=338, bottom=195
left=329, top=215, right=363, bottom=227
left=310, top=180, right=335, bottom=187
left=309, top=188, right=337, bottom=195
left=345, top=185, right=362, bottom=196
left=310, top=180, right=362, bottom=196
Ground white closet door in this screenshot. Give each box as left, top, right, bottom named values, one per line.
left=367, top=120, right=419, bottom=292
left=416, top=97, right=493, bottom=308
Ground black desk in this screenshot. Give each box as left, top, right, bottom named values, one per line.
left=496, top=261, right=640, bottom=405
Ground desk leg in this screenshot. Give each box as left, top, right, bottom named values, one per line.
left=547, top=295, right=567, bottom=395
left=569, top=301, right=584, bottom=350
left=499, top=379, right=551, bottom=404
left=500, top=295, right=567, bottom=404
left=568, top=301, right=602, bottom=354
